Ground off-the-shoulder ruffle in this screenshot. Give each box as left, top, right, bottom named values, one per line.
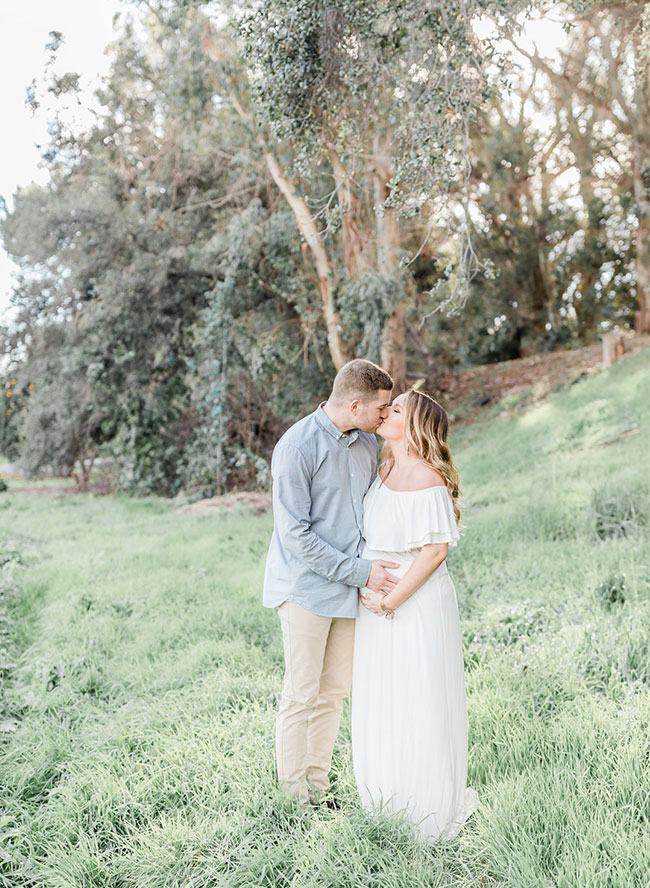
left=362, top=477, right=460, bottom=551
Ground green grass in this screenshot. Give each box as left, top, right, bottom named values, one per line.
left=1, top=348, right=649, bottom=887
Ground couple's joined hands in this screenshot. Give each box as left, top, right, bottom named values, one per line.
left=362, top=560, right=399, bottom=614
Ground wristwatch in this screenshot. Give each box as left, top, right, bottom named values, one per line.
left=380, top=600, right=395, bottom=620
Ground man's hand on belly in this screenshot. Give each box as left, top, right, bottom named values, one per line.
left=365, top=560, right=400, bottom=595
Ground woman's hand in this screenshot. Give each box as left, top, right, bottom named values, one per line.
left=360, top=590, right=388, bottom=616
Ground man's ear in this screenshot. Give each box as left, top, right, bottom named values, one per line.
left=349, top=398, right=360, bottom=414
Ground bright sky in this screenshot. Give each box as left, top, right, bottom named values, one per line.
left=0, top=3, right=567, bottom=325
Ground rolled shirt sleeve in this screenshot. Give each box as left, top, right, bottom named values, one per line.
left=272, top=444, right=372, bottom=589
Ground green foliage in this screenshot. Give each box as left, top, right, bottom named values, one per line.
left=338, top=272, right=405, bottom=362
left=238, top=0, right=535, bottom=316
left=188, top=200, right=265, bottom=495
left=416, top=98, right=636, bottom=366
left=240, top=0, right=527, bottom=212
left=19, top=376, right=102, bottom=481
left=0, top=377, right=27, bottom=463
left=182, top=198, right=335, bottom=497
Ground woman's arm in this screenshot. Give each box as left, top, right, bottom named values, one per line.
left=360, top=543, right=448, bottom=615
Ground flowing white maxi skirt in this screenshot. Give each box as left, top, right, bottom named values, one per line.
left=351, top=545, right=478, bottom=842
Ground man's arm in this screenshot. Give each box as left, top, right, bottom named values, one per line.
left=271, top=444, right=371, bottom=588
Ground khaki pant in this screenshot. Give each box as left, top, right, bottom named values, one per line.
left=276, top=601, right=355, bottom=803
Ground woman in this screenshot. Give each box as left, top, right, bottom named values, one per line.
left=351, top=389, right=478, bottom=842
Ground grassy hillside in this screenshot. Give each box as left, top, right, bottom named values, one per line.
left=1, top=347, right=648, bottom=888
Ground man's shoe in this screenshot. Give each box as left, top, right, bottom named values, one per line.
left=323, top=797, right=341, bottom=811
left=308, top=795, right=341, bottom=811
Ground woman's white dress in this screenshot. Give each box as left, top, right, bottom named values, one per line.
left=351, top=475, right=478, bottom=842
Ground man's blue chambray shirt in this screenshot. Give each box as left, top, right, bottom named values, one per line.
left=262, top=402, right=378, bottom=618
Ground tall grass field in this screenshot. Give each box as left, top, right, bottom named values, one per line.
left=1, top=348, right=648, bottom=888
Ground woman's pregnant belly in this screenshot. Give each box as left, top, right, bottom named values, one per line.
left=360, top=542, right=450, bottom=594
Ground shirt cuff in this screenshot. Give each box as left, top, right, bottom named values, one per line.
left=354, top=558, right=372, bottom=589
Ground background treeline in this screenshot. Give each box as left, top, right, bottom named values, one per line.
left=1, top=0, right=647, bottom=495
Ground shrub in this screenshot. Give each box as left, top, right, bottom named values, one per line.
left=592, top=486, right=648, bottom=539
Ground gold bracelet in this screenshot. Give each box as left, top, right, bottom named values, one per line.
left=380, top=600, right=395, bottom=620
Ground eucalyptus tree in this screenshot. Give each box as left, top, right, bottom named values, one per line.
left=202, top=0, right=529, bottom=387
left=463, top=69, right=635, bottom=359
left=514, top=0, right=650, bottom=333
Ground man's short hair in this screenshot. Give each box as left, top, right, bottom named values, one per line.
left=331, top=359, right=393, bottom=404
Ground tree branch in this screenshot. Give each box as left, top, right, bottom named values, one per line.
left=510, top=40, right=632, bottom=135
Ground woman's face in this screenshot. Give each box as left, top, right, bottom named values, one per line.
left=377, top=392, right=407, bottom=440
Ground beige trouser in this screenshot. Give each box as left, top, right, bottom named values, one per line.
left=276, top=601, right=355, bottom=803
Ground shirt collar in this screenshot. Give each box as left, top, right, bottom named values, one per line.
left=315, top=402, right=359, bottom=444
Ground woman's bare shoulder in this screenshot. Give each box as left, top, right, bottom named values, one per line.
left=412, top=462, right=446, bottom=488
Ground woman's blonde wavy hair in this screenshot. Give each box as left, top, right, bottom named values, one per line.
left=381, top=389, right=461, bottom=525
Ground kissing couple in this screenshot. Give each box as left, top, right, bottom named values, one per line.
left=262, top=358, right=478, bottom=842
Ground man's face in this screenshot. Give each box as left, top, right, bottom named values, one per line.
left=351, top=390, right=392, bottom=433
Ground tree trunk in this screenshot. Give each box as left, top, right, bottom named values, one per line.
left=521, top=172, right=558, bottom=330
left=263, top=152, right=349, bottom=369
left=374, top=132, right=406, bottom=389
left=633, top=212, right=650, bottom=333
left=632, top=148, right=650, bottom=334
left=632, top=25, right=650, bottom=334
left=72, top=452, right=94, bottom=492
left=381, top=303, right=407, bottom=388
left=602, top=331, right=626, bottom=368
left=328, top=149, right=371, bottom=278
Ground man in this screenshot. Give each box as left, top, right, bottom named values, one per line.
left=263, top=358, right=399, bottom=806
